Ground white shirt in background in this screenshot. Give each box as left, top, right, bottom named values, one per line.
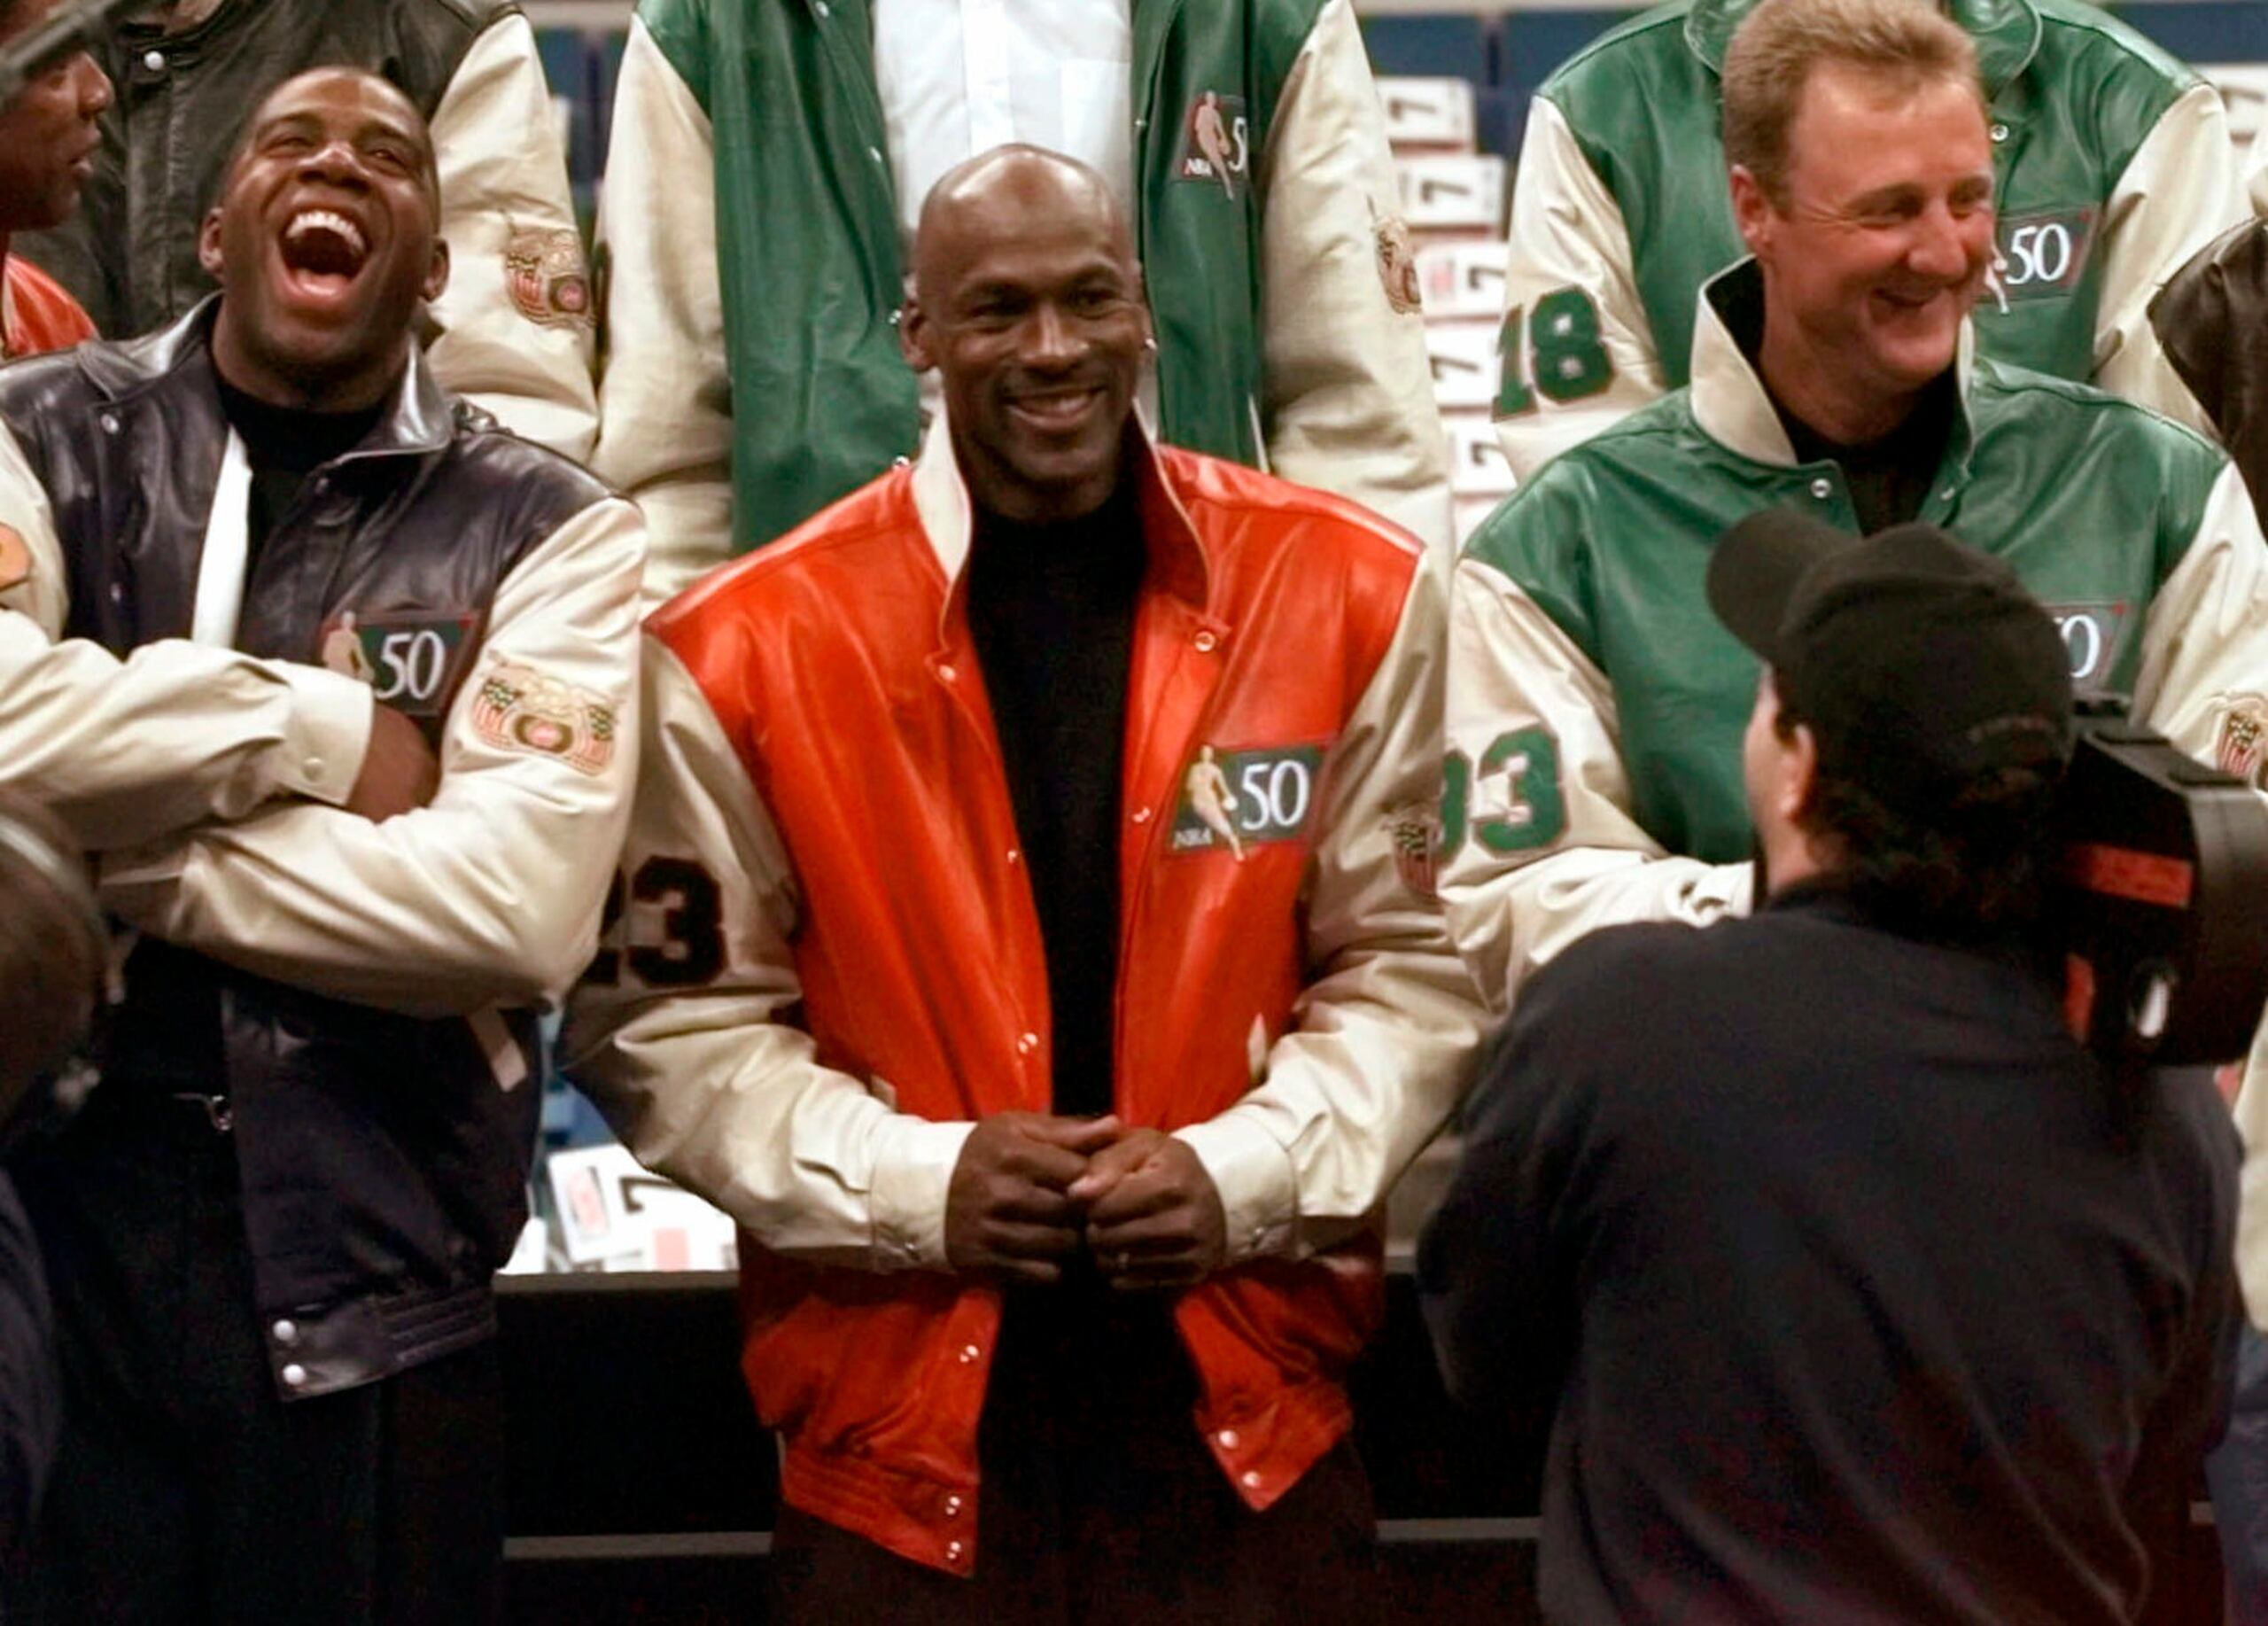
left=872, top=0, right=1135, bottom=252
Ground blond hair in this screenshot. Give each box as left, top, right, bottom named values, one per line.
left=1722, top=0, right=1984, bottom=203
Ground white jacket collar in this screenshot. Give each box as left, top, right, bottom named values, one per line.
left=907, top=401, right=1211, bottom=612
left=910, top=410, right=974, bottom=585
left=1687, top=260, right=1977, bottom=468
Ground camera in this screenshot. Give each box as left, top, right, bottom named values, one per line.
left=2057, top=697, right=2268, bottom=1066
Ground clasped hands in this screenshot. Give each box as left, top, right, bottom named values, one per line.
left=943, top=1112, right=1228, bottom=1290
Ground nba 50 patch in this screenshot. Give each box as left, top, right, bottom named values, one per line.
left=1169, top=742, right=1325, bottom=859
left=1985, top=208, right=2097, bottom=308
left=317, top=609, right=480, bottom=719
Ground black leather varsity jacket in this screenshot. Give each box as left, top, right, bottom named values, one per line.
left=0, top=300, right=641, bottom=1398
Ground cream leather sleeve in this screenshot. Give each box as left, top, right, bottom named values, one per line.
left=0, top=421, right=370, bottom=851
left=1177, top=552, right=1487, bottom=1263
left=1441, top=553, right=1751, bottom=1014
left=562, top=640, right=973, bottom=1270
left=98, top=499, right=644, bottom=1017
left=1492, top=97, right=1668, bottom=484
left=1255, top=0, right=1452, bottom=551
left=425, top=13, right=601, bottom=461
left=2089, top=82, right=2243, bottom=436
left=2129, top=465, right=2268, bottom=757
left=592, top=19, right=734, bottom=609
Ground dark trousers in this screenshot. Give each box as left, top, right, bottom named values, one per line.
left=771, top=1273, right=1383, bottom=1624
left=8, top=1091, right=502, bottom=1626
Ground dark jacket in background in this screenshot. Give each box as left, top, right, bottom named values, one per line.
left=19, top=0, right=493, bottom=338
left=2154, top=216, right=2268, bottom=533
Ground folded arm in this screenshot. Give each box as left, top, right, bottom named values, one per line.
left=100, top=499, right=645, bottom=1016
left=0, top=419, right=371, bottom=851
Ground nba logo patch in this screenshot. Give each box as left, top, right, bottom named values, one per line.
left=1177, top=91, right=1249, bottom=199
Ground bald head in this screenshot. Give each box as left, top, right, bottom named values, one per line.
left=899, top=144, right=1152, bottom=525
left=913, top=145, right=1135, bottom=307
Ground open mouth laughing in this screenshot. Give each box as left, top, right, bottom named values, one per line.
left=276, top=206, right=373, bottom=307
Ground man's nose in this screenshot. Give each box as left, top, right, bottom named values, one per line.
left=299, top=136, right=370, bottom=187
left=72, top=54, right=112, bottom=118
left=1909, top=200, right=1981, bottom=280
left=1024, top=301, right=1082, bottom=368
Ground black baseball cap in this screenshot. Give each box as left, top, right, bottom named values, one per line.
left=1706, top=510, right=2073, bottom=812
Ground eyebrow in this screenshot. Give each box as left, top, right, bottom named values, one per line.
left=1843, top=173, right=1993, bottom=214
left=254, top=108, right=423, bottom=150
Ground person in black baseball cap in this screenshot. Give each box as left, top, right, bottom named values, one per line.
left=1707, top=508, right=2075, bottom=937
left=1419, top=506, right=2241, bottom=1623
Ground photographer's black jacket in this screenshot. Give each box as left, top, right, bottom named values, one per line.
left=1421, top=883, right=2242, bottom=1625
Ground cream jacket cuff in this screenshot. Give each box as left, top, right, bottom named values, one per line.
left=1177, top=1110, right=1300, bottom=1263
left=874, top=1116, right=978, bottom=1271
left=276, top=664, right=374, bottom=806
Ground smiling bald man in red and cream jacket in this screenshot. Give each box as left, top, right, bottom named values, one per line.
left=568, top=145, right=1481, bottom=1623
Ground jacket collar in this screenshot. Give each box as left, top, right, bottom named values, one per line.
left=1688, top=259, right=1977, bottom=471
left=910, top=408, right=1215, bottom=616
left=95, top=295, right=457, bottom=463
left=1685, top=0, right=2041, bottom=96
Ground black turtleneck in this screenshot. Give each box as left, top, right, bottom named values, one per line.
left=1714, top=263, right=1955, bottom=535
left=964, top=478, right=1146, bottom=1118
left=214, top=374, right=385, bottom=571
left=1774, top=370, right=1956, bottom=537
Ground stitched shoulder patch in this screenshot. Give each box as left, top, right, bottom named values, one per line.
left=505, top=222, right=595, bottom=332
left=2214, top=692, right=2268, bottom=789
left=470, top=659, right=619, bottom=775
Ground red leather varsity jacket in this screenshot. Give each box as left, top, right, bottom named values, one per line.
left=567, top=420, right=1481, bottom=1574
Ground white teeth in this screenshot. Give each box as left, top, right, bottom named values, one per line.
left=284, top=208, right=367, bottom=258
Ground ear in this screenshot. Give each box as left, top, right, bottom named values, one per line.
left=421, top=237, right=451, bottom=304
left=898, top=295, right=934, bottom=372
left=197, top=208, right=225, bottom=281
left=1778, top=718, right=1821, bottom=825
left=1728, top=165, right=1774, bottom=260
